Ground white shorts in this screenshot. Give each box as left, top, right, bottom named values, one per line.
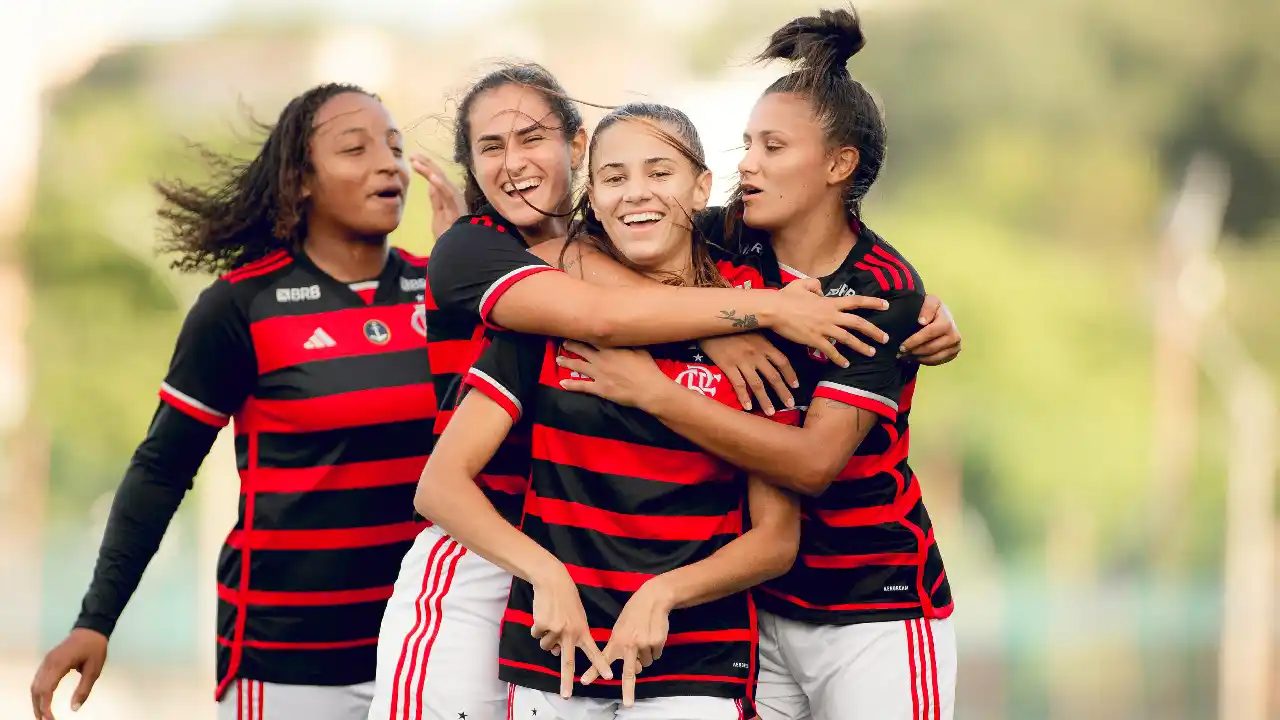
left=217, top=678, right=374, bottom=720
left=508, top=685, right=746, bottom=720
left=754, top=611, right=956, bottom=720
left=368, top=524, right=513, bottom=720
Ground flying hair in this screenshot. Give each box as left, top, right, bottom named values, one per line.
left=451, top=61, right=612, bottom=219
left=566, top=102, right=729, bottom=289
left=155, top=83, right=374, bottom=274
left=724, top=5, right=886, bottom=237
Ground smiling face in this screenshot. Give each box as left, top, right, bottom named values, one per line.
left=466, top=83, right=585, bottom=229
left=737, top=91, right=857, bottom=232
left=587, top=118, right=712, bottom=280
left=304, top=92, right=410, bottom=240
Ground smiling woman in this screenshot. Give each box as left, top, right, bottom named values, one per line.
left=29, top=83, right=438, bottom=720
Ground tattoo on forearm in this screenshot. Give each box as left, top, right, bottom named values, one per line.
left=719, top=310, right=761, bottom=330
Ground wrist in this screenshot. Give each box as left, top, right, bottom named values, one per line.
left=754, top=290, right=783, bottom=329
left=638, top=378, right=679, bottom=415
left=525, top=551, right=567, bottom=587
left=641, top=575, right=679, bottom=613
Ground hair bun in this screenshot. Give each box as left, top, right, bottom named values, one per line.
left=759, top=6, right=867, bottom=73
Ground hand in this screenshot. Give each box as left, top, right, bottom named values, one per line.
left=529, top=562, right=613, bottom=698
left=900, top=294, right=961, bottom=366
left=698, top=334, right=797, bottom=415
left=580, top=579, right=675, bottom=707
left=30, top=628, right=108, bottom=720
left=768, top=279, right=890, bottom=368
left=410, top=153, right=466, bottom=239
left=555, top=341, right=670, bottom=411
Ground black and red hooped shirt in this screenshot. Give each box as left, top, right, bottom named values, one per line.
left=157, top=247, right=435, bottom=693
left=423, top=206, right=560, bottom=525
left=702, top=208, right=954, bottom=627
left=463, top=307, right=797, bottom=702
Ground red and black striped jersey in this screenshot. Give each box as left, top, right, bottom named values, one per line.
left=157, top=247, right=435, bottom=693
left=424, top=205, right=558, bottom=525
left=464, top=328, right=797, bottom=702
left=704, top=208, right=954, bottom=626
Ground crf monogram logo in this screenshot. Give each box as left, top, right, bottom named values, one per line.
left=675, top=365, right=722, bottom=397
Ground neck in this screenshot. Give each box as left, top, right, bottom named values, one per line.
left=520, top=198, right=575, bottom=246
left=640, top=239, right=696, bottom=286
left=302, top=227, right=389, bottom=282
left=770, top=202, right=857, bottom=279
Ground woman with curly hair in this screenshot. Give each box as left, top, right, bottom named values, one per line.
left=30, top=83, right=435, bottom=720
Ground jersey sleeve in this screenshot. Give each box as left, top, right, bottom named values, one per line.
left=459, top=331, right=547, bottom=423
left=426, top=219, right=559, bottom=328
left=813, top=290, right=925, bottom=422
left=157, top=279, right=256, bottom=427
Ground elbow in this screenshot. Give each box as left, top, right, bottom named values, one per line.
left=792, top=457, right=841, bottom=497
left=760, top=528, right=800, bottom=581
left=413, top=467, right=443, bottom=521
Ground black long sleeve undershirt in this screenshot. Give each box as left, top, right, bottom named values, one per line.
left=73, top=402, right=220, bottom=637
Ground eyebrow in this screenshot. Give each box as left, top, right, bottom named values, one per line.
left=597, top=157, right=676, bottom=171
left=476, top=119, right=549, bottom=145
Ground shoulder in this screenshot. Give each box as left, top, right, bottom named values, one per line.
left=214, top=249, right=299, bottom=304
left=840, top=226, right=924, bottom=298
left=394, top=247, right=430, bottom=270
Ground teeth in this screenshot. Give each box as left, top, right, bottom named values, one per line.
left=622, top=212, right=664, bottom=225
left=503, top=178, right=541, bottom=193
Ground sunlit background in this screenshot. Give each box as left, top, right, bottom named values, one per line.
left=2, top=0, right=1278, bottom=717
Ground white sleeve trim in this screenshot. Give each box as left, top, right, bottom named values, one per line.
left=467, top=368, right=523, bottom=417
left=815, top=380, right=897, bottom=411
left=159, top=381, right=229, bottom=418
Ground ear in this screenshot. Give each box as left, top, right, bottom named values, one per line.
left=586, top=182, right=596, bottom=213
left=691, top=169, right=713, bottom=211
left=569, top=127, right=589, bottom=171
left=828, top=146, right=860, bottom=186
left=301, top=173, right=313, bottom=200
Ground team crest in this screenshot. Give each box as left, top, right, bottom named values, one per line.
left=364, top=319, right=391, bottom=345
left=675, top=365, right=723, bottom=397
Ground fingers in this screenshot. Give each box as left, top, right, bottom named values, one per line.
left=722, top=367, right=753, bottom=412
left=70, top=658, right=102, bottom=712
left=741, top=366, right=774, bottom=416
left=558, top=379, right=603, bottom=395
left=906, top=335, right=955, bottom=361
left=754, top=360, right=794, bottom=411
left=621, top=652, right=639, bottom=707
left=30, top=661, right=63, bottom=720
left=581, top=638, right=613, bottom=679
left=833, top=312, right=890, bottom=345
left=837, top=295, right=890, bottom=313
left=559, top=642, right=575, bottom=699
left=918, top=293, right=942, bottom=323
left=765, top=347, right=800, bottom=392
left=554, top=355, right=595, bottom=379
left=899, top=321, right=945, bottom=354
left=917, top=348, right=960, bottom=366
left=560, top=340, right=600, bottom=358
left=812, top=336, right=850, bottom=369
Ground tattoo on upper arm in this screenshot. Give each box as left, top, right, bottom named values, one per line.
left=719, top=310, right=761, bottom=330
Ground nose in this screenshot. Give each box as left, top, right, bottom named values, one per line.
left=737, top=145, right=759, bottom=177
left=622, top=176, right=654, bottom=204
left=503, top=145, right=529, bottom=178
left=373, top=139, right=404, bottom=176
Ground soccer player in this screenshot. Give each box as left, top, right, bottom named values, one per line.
left=30, top=85, right=433, bottom=720
left=370, top=62, right=901, bottom=720
left=418, top=101, right=803, bottom=720
left=555, top=9, right=957, bottom=719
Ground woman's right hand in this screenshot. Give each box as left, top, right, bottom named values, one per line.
left=768, top=278, right=890, bottom=367
left=30, top=628, right=108, bottom=720
left=410, top=153, right=466, bottom=239
left=529, top=562, right=613, bottom=698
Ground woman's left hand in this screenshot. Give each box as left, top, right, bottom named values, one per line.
left=555, top=341, right=671, bottom=411
left=901, top=294, right=962, bottom=366
left=579, top=579, right=674, bottom=707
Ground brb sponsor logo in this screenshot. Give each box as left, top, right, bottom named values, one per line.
left=276, top=285, right=321, bottom=303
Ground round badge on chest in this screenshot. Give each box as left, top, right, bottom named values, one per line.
left=364, top=319, right=391, bottom=345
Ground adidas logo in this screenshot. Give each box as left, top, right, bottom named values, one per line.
left=303, top=328, right=336, bottom=349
